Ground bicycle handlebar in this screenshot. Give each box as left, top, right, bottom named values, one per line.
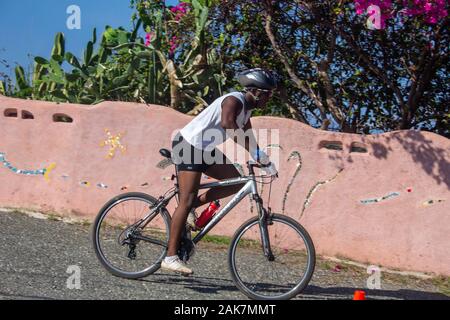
left=246, top=160, right=278, bottom=178
left=247, top=160, right=271, bottom=169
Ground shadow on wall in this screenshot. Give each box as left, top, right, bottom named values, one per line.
left=368, top=131, right=450, bottom=190
left=320, top=130, right=450, bottom=190
left=387, top=131, right=450, bottom=190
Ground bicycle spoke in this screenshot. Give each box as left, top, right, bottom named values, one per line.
left=93, top=194, right=170, bottom=278
left=230, top=215, right=315, bottom=300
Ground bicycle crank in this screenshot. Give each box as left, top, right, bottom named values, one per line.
left=177, top=228, right=196, bottom=262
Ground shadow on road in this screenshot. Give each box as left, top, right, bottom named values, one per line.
left=138, top=273, right=240, bottom=295
left=137, top=274, right=449, bottom=300
left=302, top=285, right=450, bottom=300
left=0, top=291, right=57, bottom=300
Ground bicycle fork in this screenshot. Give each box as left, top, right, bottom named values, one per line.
left=254, top=195, right=275, bottom=261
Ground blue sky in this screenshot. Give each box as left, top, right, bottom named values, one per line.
left=0, top=0, right=178, bottom=80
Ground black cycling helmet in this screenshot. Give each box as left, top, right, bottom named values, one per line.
left=238, top=68, right=277, bottom=90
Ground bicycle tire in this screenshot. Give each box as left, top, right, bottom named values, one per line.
left=91, top=192, right=171, bottom=279
left=228, top=214, right=315, bottom=300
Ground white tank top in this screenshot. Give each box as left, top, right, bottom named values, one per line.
left=179, top=92, right=252, bottom=151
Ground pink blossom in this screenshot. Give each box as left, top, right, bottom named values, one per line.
left=354, top=0, right=393, bottom=29
left=169, top=36, right=178, bottom=56
left=401, top=0, right=448, bottom=24
left=424, top=2, right=433, bottom=12
left=356, top=7, right=366, bottom=14
left=145, top=32, right=154, bottom=47
left=354, top=0, right=448, bottom=26
left=169, top=2, right=190, bottom=19
left=425, top=15, right=438, bottom=23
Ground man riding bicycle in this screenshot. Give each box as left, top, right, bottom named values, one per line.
left=162, top=68, right=278, bottom=275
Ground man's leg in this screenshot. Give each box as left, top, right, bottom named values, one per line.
left=193, top=163, right=244, bottom=207
left=162, top=169, right=202, bottom=274
left=166, top=170, right=202, bottom=266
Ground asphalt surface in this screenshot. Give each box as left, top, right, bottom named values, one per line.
left=0, top=209, right=448, bottom=300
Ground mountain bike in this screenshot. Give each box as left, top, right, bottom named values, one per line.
left=91, top=148, right=315, bottom=300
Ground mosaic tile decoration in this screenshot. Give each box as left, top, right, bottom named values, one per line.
left=360, top=192, right=400, bottom=204
left=282, top=150, right=303, bottom=215
left=0, top=152, right=56, bottom=181
left=300, top=168, right=344, bottom=220
left=99, top=129, right=127, bottom=159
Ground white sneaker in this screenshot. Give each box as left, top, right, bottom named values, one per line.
left=161, top=257, right=193, bottom=275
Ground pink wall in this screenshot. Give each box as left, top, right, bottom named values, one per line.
left=1, top=95, right=449, bottom=276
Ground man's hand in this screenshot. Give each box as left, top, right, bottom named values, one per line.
left=262, top=162, right=278, bottom=177
left=252, top=148, right=270, bottom=165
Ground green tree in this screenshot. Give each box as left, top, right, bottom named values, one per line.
left=210, top=0, right=449, bottom=137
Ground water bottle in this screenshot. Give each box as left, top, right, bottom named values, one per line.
left=195, top=200, right=220, bottom=229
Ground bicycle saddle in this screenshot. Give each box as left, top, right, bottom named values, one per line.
left=159, top=148, right=171, bottom=159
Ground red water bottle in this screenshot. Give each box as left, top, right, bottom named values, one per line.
left=195, top=200, right=220, bottom=229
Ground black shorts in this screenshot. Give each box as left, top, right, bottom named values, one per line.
left=171, top=133, right=231, bottom=173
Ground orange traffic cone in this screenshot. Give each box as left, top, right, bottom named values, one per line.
left=353, top=290, right=366, bottom=300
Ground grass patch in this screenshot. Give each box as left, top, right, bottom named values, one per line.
left=46, top=213, right=62, bottom=221
left=432, top=276, right=450, bottom=296
left=196, top=233, right=231, bottom=247
left=80, top=219, right=91, bottom=227
left=195, top=233, right=266, bottom=250
left=315, top=255, right=371, bottom=276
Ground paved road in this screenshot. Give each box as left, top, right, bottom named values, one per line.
left=0, top=210, right=448, bottom=300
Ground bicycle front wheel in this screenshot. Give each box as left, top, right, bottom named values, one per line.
left=92, top=192, right=171, bottom=279
left=228, top=214, right=315, bottom=300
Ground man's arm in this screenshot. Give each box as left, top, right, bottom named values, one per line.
left=243, top=120, right=274, bottom=170
left=220, top=96, right=242, bottom=130
left=221, top=97, right=260, bottom=162
left=239, top=118, right=259, bottom=156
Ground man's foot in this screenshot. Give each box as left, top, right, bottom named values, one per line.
left=186, top=208, right=200, bottom=231
left=161, top=256, right=193, bottom=275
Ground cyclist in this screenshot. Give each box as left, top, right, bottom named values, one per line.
left=162, top=68, right=278, bottom=275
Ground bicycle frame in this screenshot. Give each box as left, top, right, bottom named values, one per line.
left=192, top=176, right=262, bottom=243
left=135, top=165, right=274, bottom=258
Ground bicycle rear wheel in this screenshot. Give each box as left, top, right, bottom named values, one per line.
left=92, top=192, right=171, bottom=279
left=228, top=214, right=315, bottom=300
